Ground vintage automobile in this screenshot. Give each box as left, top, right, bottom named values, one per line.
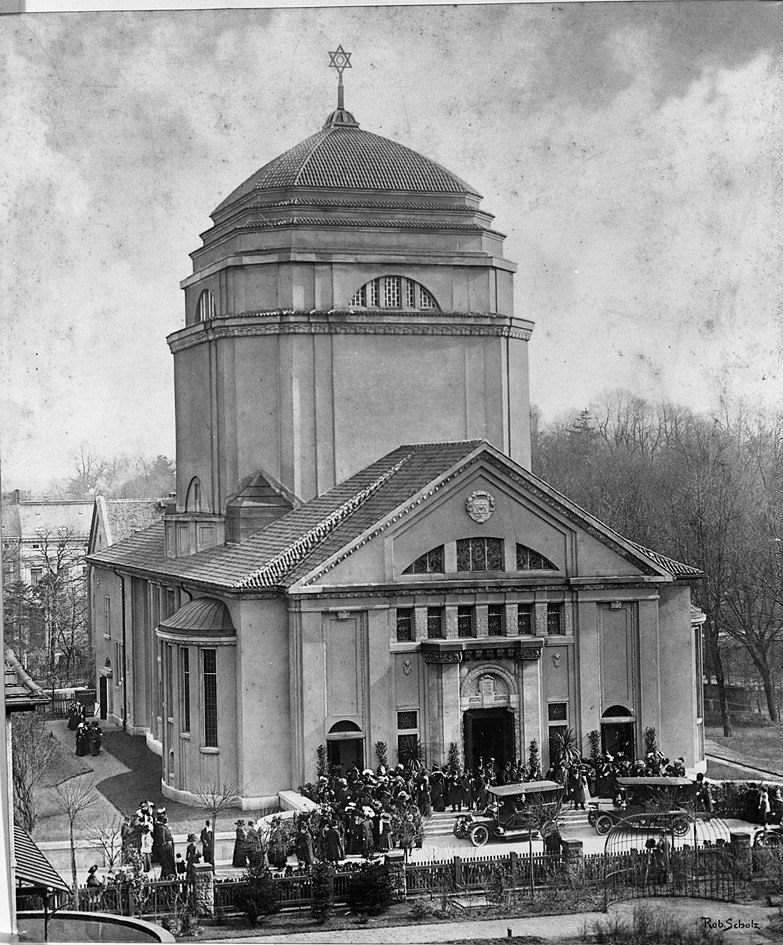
left=587, top=776, right=694, bottom=836
left=453, top=780, right=563, bottom=847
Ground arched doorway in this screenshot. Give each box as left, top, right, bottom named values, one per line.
left=601, top=705, right=636, bottom=758
left=326, top=721, right=364, bottom=774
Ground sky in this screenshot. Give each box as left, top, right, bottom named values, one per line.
left=1, top=1, right=781, bottom=489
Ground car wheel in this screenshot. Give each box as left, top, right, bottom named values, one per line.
left=452, top=823, right=465, bottom=839
left=587, top=811, right=596, bottom=827
left=672, top=817, right=690, bottom=837
left=595, top=815, right=613, bottom=836
left=470, top=824, right=490, bottom=847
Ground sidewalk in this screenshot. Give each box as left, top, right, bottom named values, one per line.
left=234, top=898, right=783, bottom=944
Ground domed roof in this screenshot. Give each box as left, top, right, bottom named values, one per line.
left=159, top=597, right=236, bottom=635
left=214, top=112, right=479, bottom=215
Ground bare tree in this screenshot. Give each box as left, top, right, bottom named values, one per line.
left=11, top=712, right=57, bottom=834
left=88, top=815, right=125, bottom=871
left=192, top=777, right=245, bottom=865
left=52, top=778, right=99, bottom=904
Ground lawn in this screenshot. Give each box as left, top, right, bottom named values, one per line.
left=706, top=722, right=783, bottom=777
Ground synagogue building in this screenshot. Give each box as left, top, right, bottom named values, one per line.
left=88, top=66, right=705, bottom=808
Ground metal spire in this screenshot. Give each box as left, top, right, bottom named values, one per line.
left=328, top=44, right=352, bottom=111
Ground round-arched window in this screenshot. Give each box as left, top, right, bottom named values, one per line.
left=185, top=476, right=202, bottom=513
left=195, top=289, right=217, bottom=322
left=349, top=276, right=438, bottom=310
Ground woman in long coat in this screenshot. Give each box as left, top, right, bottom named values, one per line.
left=157, top=818, right=176, bottom=879
left=295, top=821, right=315, bottom=867
left=75, top=723, right=89, bottom=756
left=376, top=812, right=393, bottom=853
left=430, top=770, right=445, bottom=812
left=232, top=820, right=248, bottom=868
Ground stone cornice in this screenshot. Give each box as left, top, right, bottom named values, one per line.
left=420, top=639, right=543, bottom=663
left=168, top=313, right=533, bottom=352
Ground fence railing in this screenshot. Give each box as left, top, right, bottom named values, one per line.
left=43, top=690, right=97, bottom=719
left=60, top=843, right=775, bottom=920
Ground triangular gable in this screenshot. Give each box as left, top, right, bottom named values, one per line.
left=289, top=442, right=701, bottom=588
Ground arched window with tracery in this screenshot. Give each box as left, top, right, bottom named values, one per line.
left=195, top=289, right=217, bottom=322
left=350, top=276, right=438, bottom=310
left=516, top=544, right=557, bottom=570
left=403, top=545, right=444, bottom=574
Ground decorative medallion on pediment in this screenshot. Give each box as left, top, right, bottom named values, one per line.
left=465, top=490, right=495, bottom=524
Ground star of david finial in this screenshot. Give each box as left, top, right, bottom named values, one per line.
left=328, top=44, right=352, bottom=110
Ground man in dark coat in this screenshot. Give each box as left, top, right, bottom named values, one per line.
left=200, top=820, right=214, bottom=865
left=232, top=820, right=248, bottom=868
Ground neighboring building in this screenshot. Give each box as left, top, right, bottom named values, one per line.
left=88, top=77, right=705, bottom=808
left=1, top=492, right=92, bottom=587
left=87, top=498, right=166, bottom=724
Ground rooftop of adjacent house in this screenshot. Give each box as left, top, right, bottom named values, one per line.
left=97, top=497, right=166, bottom=547
left=88, top=441, right=702, bottom=593
left=4, top=648, right=50, bottom=713
left=2, top=498, right=92, bottom=542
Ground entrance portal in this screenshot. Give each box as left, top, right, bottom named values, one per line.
left=327, top=738, right=364, bottom=774
left=463, top=709, right=514, bottom=774
left=602, top=722, right=635, bottom=759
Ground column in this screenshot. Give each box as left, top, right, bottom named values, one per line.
left=521, top=657, right=542, bottom=763
left=576, top=599, right=599, bottom=749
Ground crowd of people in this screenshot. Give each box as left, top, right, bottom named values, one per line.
left=81, top=743, right=719, bottom=889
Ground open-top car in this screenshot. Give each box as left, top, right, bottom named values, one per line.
left=587, top=776, right=693, bottom=836
left=454, top=780, right=563, bottom=847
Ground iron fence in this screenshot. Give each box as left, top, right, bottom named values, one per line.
left=59, top=842, right=767, bottom=921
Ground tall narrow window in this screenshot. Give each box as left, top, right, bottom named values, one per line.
left=180, top=648, right=191, bottom=734
left=517, top=603, right=533, bottom=635
left=487, top=604, right=504, bottom=636
left=104, top=597, right=111, bottom=636
left=165, top=643, right=173, bottom=719
left=196, top=289, right=217, bottom=322
left=202, top=649, right=218, bottom=747
left=547, top=603, right=564, bottom=635
left=457, top=605, right=474, bottom=638
left=426, top=607, right=444, bottom=639
left=395, top=608, right=414, bottom=642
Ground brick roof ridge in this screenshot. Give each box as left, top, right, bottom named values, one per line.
left=237, top=452, right=413, bottom=588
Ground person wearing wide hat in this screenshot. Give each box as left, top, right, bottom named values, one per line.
left=376, top=811, right=393, bottom=853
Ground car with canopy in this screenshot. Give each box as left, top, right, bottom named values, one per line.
left=454, top=780, right=563, bottom=847
left=587, top=776, right=693, bottom=836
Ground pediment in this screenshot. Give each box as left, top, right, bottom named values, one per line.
left=291, top=444, right=680, bottom=589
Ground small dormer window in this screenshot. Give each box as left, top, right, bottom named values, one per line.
left=350, top=277, right=438, bottom=311
left=196, top=289, right=217, bottom=322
